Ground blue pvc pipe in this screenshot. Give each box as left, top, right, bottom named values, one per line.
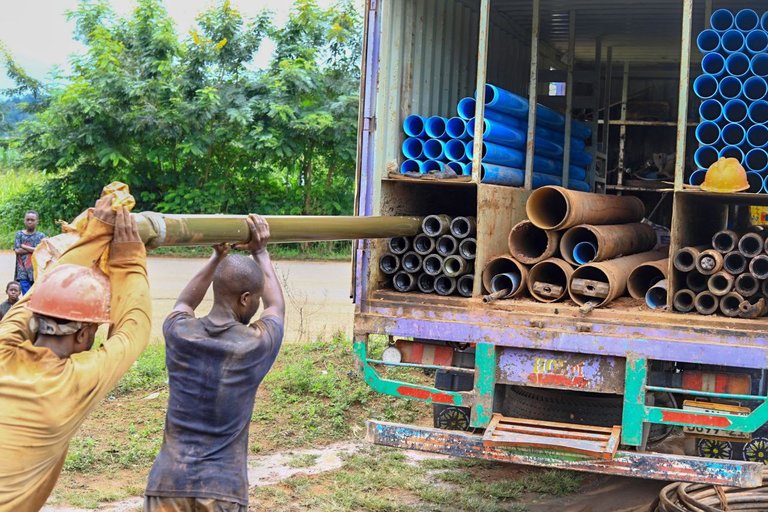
left=445, top=117, right=468, bottom=139
left=718, top=76, right=742, bottom=99
left=719, top=145, right=744, bottom=162
left=468, top=140, right=524, bottom=167
left=425, top=116, right=449, bottom=139
left=735, top=9, right=759, bottom=32
left=573, top=242, right=597, bottom=265
left=699, top=99, right=723, bottom=122
left=462, top=162, right=473, bottom=176
left=744, top=76, right=768, bottom=101
left=695, top=121, right=721, bottom=146
left=751, top=54, right=768, bottom=77
left=469, top=118, right=526, bottom=148
left=423, top=139, right=447, bottom=160
left=400, top=159, right=422, bottom=174
left=694, top=146, right=719, bottom=169
left=711, top=9, right=734, bottom=32
left=721, top=123, right=745, bottom=147
left=689, top=169, right=707, bottom=186
left=445, top=139, right=469, bottom=162
left=420, top=160, right=445, bottom=173
left=725, top=52, right=750, bottom=76
left=534, top=138, right=564, bottom=159
left=748, top=125, right=768, bottom=148
left=402, top=138, right=425, bottom=159
left=478, top=163, right=589, bottom=191
left=697, top=29, right=721, bottom=53
left=746, top=31, right=768, bottom=54
left=445, top=161, right=464, bottom=175
left=746, top=148, right=768, bottom=173
left=457, top=97, right=475, bottom=120
left=646, top=281, right=668, bottom=309
left=701, top=53, right=725, bottom=76
left=724, top=98, right=748, bottom=123
left=763, top=12, right=768, bottom=31
left=763, top=174, right=768, bottom=194
left=570, top=151, right=593, bottom=167
left=748, top=100, right=768, bottom=124
left=693, top=74, right=719, bottom=99
left=491, top=272, right=521, bottom=294
left=403, top=115, right=427, bottom=138
left=746, top=171, right=764, bottom=193
left=721, top=30, right=746, bottom=53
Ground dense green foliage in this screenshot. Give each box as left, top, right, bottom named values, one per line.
left=1, top=0, right=361, bottom=235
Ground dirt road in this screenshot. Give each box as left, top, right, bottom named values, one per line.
left=0, top=252, right=354, bottom=343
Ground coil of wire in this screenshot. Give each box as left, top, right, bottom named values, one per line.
left=656, top=468, right=768, bottom=511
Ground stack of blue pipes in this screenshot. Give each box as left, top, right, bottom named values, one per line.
left=400, top=83, right=593, bottom=191
left=692, top=9, right=768, bottom=193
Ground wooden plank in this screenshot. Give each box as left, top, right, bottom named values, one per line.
left=367, top=420, right=764, bottom=488
left=493, top=424, right=612, bottom=442
left=495, top=416, right=616, bottom=434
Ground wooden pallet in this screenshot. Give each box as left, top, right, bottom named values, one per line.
left=482, top=414, right=622, bottom=460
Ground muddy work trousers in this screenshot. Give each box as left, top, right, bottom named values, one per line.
left=144, top=496, right=247, bottom=512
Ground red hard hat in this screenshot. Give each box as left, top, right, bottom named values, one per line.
left=28, top=264, right=112, bottom=324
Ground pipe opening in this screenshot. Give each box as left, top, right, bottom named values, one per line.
left=753, top=54, right=768, bottom=77
left=457, top=275, right=474, bottom=297
left=444, top=256, right=464, bottom=276
left=693, top=75, right=718, bottom=99
left=379, top=254, right=399, bottom=274
left=389, top=237, right=410, bottom=255
left=762, top=279, right=768, bottom=297
left=749, top=100, right=768, bottom=124
left=747, top=30, right=768, bottom=53
left=402, top=138, right=424, bottom=159
left=711, top=9, right=734, bottom=31
left=701, top=53, right=725, bottom=76
left=739, top=233, right=763, bottom=257
left=718, top=76, right=742, bottom=99
left=457, top=97, right=475, bottom=120
left=719, top=145, right=744, bottom=161
left=674, top=289, right=696, bottom=312
left=423, top=255, right=443, bottom=276
left=736, top=274, right=759, bottom=296
left=393, top=272, right=415, bottom=292
left=694, top=146, right=719, bottom=169
left=400, top=160, right=421, bottom=174
left=435, top=275, right=456, bottom=296
left=526, top=187, right=569, bottom=229
left=722, top=30, right=745, bottom=53
left=686, top=271, right=708, bottom=292
left=695, top=292, right=718, bottom=314
left=724, top=100, right=748, bottom=123
left=721, top=294, right=742, bottom=316
left=735, top=9, right=759, bottom=31
left=403, top=115, right=425, bottom=137
left=721, top=124, right=744, bottom=146
left=484, top=84, right=498, bottom=104
left=423, top=140, right=445, bottom=160
left=421, top=160, right=444, bottom=173
left=697, top=29, right=721, bottom=52
left=459, top=238, right=477, bottom=260
left=491, top=273, right=520, bottom=294
left=646, top=284, right=668, bottom=309
left=748, top=126, right=768, bottom=147
left=744, top=76, right=768, bottom=101
left=437, top=235, right=458, bottom=256
left=402, top=252, right=422, bottom=273
left=713, top=231, right=738, bottom=252
left=696, top=121, right=721, bottom=145
left=446, top=117, right=467, bottom=139
left=747, top=172, right=763, bottom=193
left=482, top=257, right=526, bottom=297
left=726, top=53, right=749, bottom=76
left=746, top=149, right=768, bottom=173
left=689, top=170, right=707, bottom=186
left=417, top=273, right=435, bottom=293
left=627, top=266, right=664, bottom=299
left=425, top=116, right=447, bottom=139
left=699, top=99, right=723, bottom=121
left=529, top=261, right=570, bottom=301
left=413, top=234, right=435, bottom=255
left=450, top=217, right=474, bottom=238
left=569, top=266, right=609, bottom=305
left=674, top=249, right=698, bottom=272
left=509, top=222, right=550, bottom=262
left=445, top=139, right=466, bottom=161
left=751, top=255, right=768, bottom=279
left=709, top=273, right=732, bottom=294
left=573, top=242, right=597, bottom=265
left=724, top=251, right=747, bottom=274
left=423, top=215, right=448, bottom=236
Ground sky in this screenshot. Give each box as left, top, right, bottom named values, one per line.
left=0, top=0, right=334, bottom=90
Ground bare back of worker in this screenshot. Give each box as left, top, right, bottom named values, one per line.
left=145, top=215, right=285, bottom=512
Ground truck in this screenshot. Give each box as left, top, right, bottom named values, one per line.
left=350, top=0, right=768, bottom=488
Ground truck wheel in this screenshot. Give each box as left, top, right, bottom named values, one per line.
left=436, top=406, right=471, bottom=431
left=433, top=368, right=474, bottom=431
left=502, top=386, right=623, bottom=427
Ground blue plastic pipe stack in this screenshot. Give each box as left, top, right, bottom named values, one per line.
left=693, top=9, right=768, bottom=193
left=400, top=83, right=592, bottom=191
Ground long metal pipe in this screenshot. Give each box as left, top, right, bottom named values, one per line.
left=434, top=275, right=457, bottom=296
left=673, top=289, right=696, bottom=313
left=694, top=291, right=719, bottom=315
left=527, top=258, right=574, bottom=303
left=443, top=255, right=471, bottom=278
left=707, top=271, right=734, bottom=296
left=136, top=213, right=423, bottom=247
left=457, top=274, right=474, bottom=298
left=739, top=231, right=765, bottom=258
left=508, top=220, right=561, bottom=265
left=696, top=249, right=724, bottom=275
left=720, top=292, right=744, bottom=318
left=685, top=271, right=708, bottom=293
left=627, top=258, right=668, bottom=300
left=735, top=273, right=760, bottom=297
left=482, top=256, right=529, bottom=298
left=568, top=250, right=667, bottom=307
left=560, top=223, right=657, bottom=265
left=526, top=186, right=645, bottom=230
left=750, top=254, right=768, bottom=279
left=723, top=251, right=747, bottom=274
left=674, top=246, right=707, bottom=272
left=713, top=229, right=739, bottom=253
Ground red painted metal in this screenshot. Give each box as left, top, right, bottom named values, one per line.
left=396, top=386, right=455, bottom=404
left=681, top=371, right=752, bottom=395
left=661, top=410, right=732, bottom=428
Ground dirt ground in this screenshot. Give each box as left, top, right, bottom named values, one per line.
left=0, top=251, right=354, bottom=342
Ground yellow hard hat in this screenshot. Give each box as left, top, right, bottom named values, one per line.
left=701, top=157, right=749, bottom=193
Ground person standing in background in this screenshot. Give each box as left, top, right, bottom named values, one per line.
left=0, top=282, right=21, bottom=321
left=14, top=211, right=46, bottom=294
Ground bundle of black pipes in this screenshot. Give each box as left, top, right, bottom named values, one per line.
left=672, top=228, right=768, bottom=317
left=379, top=214, right=476, bottom=297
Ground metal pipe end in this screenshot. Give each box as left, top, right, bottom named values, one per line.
left=413, top=234, right=436, bottom=255
left=422, top=214, right=452, bottom=237
left=392, top=271, right=416, bottom=292
left=720, top=292, right=744, bottom=318
left=449, top=216, right=476, bottom=239
left=457, top=275, right=474, bottom=297
left=434, top=275, right=457, bottom=296
left=694, top=291, right=719, bottom=315
left=401, top=252, right=423, bottom=274
left=417, top=273, right=435, bottom=294
left=674, top=247, right=701, bottom=272
left=422, top=254, right=444, bottom=276
left=509, top=221, right=559, bottom=265
left=459, top=238, right=477, bottom=260
left=712, top=230, right=738, bottom=254
left=708, top=272, right=735, bottom=296
left=673, top=289, right=696, bottom=313
left=379, top=254, right=400, bottom=275
left=388, top=236, right=411, bottom=255
left=436, top=235, right=459, bottom=257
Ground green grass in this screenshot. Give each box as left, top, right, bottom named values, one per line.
left=287, top=453, right=320, bottom=468
left=150, top=242, right=352, bottom=261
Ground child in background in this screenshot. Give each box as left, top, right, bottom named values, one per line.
left=0, top=281, right=20, bottom=320
left=14, top=210, right=46, bottom=294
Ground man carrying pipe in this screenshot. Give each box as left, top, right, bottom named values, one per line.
left=0, top=195, right=150, bottom=511
left=144, top=214, right=285, bottom=512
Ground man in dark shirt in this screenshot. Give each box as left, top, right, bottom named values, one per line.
left=0, top=281, right=20, bottom=320
left=145, top=214, right=285, bottom=512
left=14, top=210, right=46, bottom=294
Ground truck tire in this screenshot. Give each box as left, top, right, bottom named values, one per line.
left=433, top=368, right=473, bottom=431
left=502, top=385, right=623, bottom=427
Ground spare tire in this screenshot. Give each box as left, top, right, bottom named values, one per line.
left=501, top=385, right=623, bottom=427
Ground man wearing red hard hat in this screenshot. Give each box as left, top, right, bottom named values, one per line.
left=0, top=193, right=151, bottom=511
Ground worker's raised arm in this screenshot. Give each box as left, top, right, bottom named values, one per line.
left=246, top=215, right=285, bottom=322
left=172, top=244, right=230, bottom=316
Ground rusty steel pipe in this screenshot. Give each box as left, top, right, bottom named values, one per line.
left=525, top=186, right=645, bottom=230
left=392, top=271, right=417, bottom=292
left=379, top=254, right=400, bottom=275
left=568, top=250, right=667, bottom=307
left=481, top=256, right=529, bottom=298
left=388, top=237, right=410, bottom=255
left=434, top=275, right=457, bottom=296
left=685, top=271, right=709, bottom=293
left=673, top=289, right=696, bottom=313
left=750, top=254, right=768, bottom=279
left=735, top=273, right=760, bottom=297
left=422, top=254, right=444, bottom=276
left=695, top=249, right=724, bottom=275
left=627, top=258, right=668, bottom=300
left=413, top=234, right=436, bottom=255
left=739, top=231, right=765, bottom=258
left=457, top=274, right=474, bottom=297
left=417, top=273, right=435, bottom=294
left=136, top=213, right=424, bottom=247
left=422, top=214, right=452, bottom=237
left=720, top=291, right=745, bottom=317
left=694, top=291, right=719, bottom=315
left=459, top=238, right=477, bottom=260
left=527, top=258, right=574, bottom=303
left=401, top=252, right=423, bottom=274
left=723, top=251, right=748, bottom=274
left=674, top=245, right=707, bottom=273
left=443, top=255, right=471, bottom=277
left=560, top=223, right=657, bottom=266
left=436, top=235, right=459, bottom=257
left=507, top=220, right=561, bottom=265
left=707, top=271, right=734, bottom=296
left=450, top=216, right=476, bottom=239
left=712, top=229, right=739, bottom=253
left=740, top=297, right=768, bottom=318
